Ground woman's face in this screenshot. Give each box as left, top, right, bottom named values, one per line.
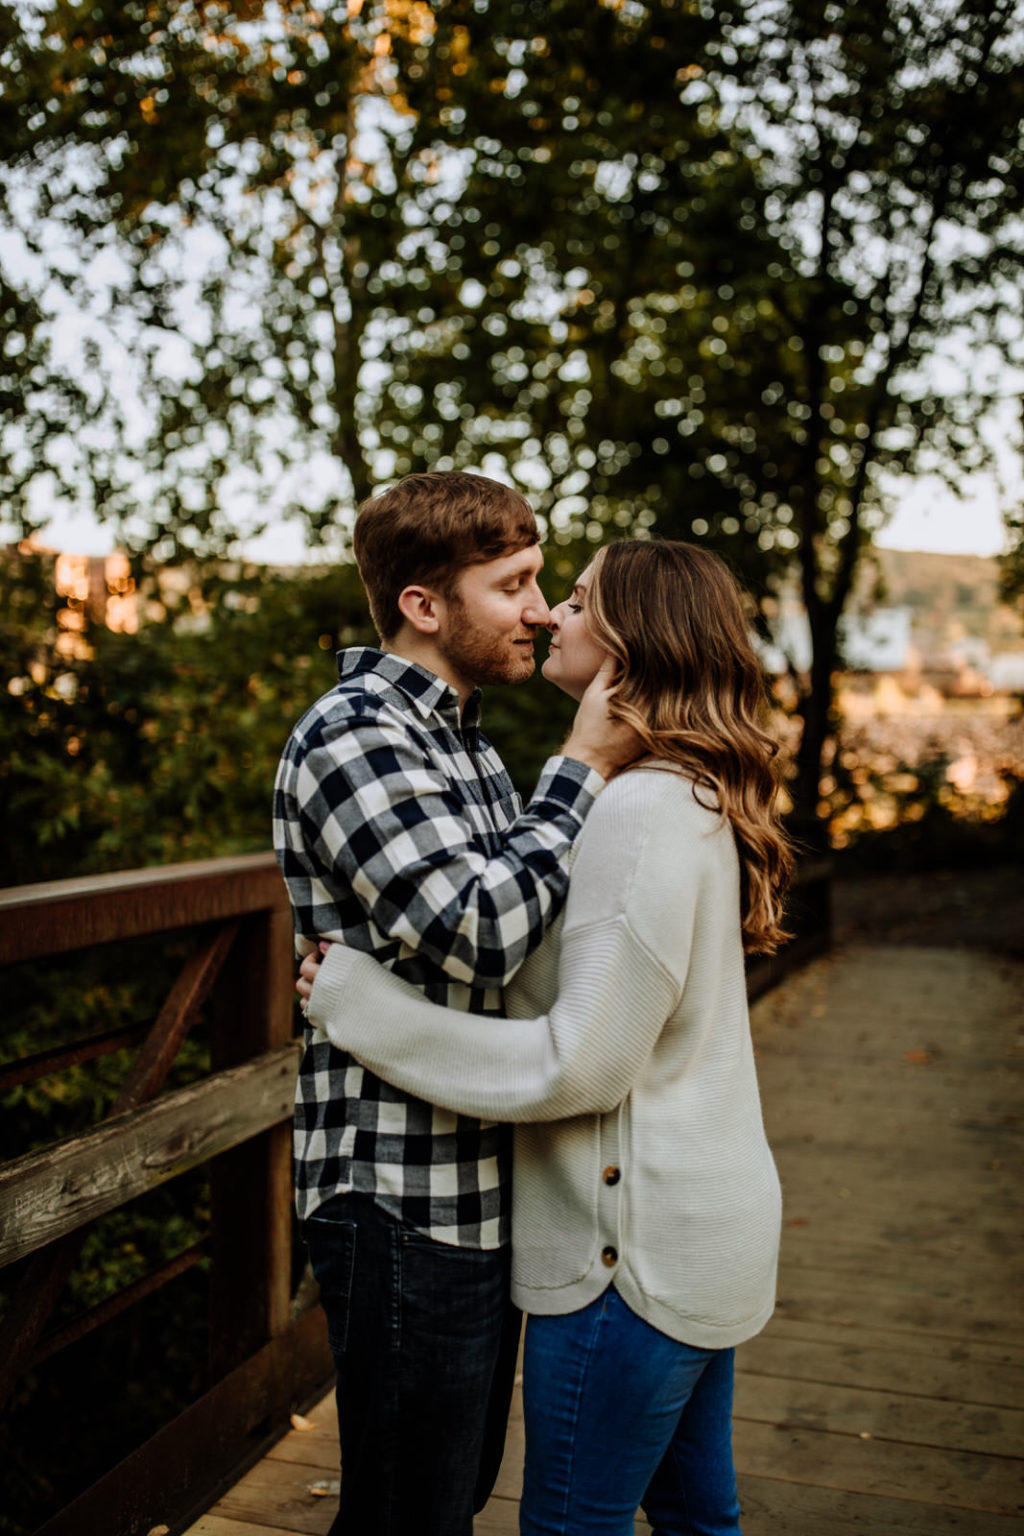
left=542, top=563, right=610, bottom=701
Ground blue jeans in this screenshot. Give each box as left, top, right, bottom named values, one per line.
left=521, top=1288, right=742, bottom=1536
left=302, top=1191, right=520, bottom=1536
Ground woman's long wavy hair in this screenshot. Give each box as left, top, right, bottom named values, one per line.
left=587, top=539, right=794, bottom=954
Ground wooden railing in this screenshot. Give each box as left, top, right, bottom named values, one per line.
left=0, top=849, right=831, bottom=1536
left=0, top=854, right=332, bottom=1536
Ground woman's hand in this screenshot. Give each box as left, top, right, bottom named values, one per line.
left=296, top=942, right=331, bottom=1011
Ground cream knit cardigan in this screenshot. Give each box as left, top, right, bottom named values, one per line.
left=306, top=764, right=782, bottom=1350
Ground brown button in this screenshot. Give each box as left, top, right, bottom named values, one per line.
left=601, top=1245, right=618, bottom=1267
left=603, top=1166, right=621, bottom=1186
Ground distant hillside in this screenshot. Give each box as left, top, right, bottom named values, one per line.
left=855, top=548, right=1023, bottom=649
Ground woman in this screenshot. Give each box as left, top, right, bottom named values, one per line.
left=298, top=538, right=793, bottom=1536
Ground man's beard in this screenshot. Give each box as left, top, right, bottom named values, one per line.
left=438, top=602, right=537, bottom=688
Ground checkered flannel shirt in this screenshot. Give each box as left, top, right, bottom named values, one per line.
left=273, top=647, right=603, bottom=1248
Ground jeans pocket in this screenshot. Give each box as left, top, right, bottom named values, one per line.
left=304, top=1214, right=357, bottom=1356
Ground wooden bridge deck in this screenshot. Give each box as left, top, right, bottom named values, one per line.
left=185, top=939, right=1024, bottom=1535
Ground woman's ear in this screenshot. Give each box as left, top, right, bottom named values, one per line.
left=396, top=584, right=442, bottom=635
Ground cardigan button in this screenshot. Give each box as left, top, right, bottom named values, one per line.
left=601, top=1245, right=618, bottom=1267
left=603, top=1166, right=621, bottom=1186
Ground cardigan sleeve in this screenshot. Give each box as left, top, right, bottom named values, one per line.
left=305, top=914, right=682, bottom=1122
left=304, top=770, right=707, bottom=1123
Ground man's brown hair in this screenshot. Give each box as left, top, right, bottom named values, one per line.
left=353, top=471, right=539, bottom=640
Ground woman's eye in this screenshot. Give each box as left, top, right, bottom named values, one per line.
left=566, top=602, right=583, bottom=614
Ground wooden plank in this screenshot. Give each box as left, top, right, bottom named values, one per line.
left=773, top=1247, right=1024, bottom=1309
left=474, top=1499, right=524, bottom=1535
left=739, top=1320, right=1024, bottom=1407
left=187, top=1517, right=310, bottom=1536
left=0, top=1043, right=300, bottom=1266
left=209, top=908, right=298, bottom=1375
left=735, top=1472, right=1024, bottom=1534
left=266, top=1433, right=340, bottom=1473
left=189, top=941, right=1024, bottom=1536
left=733, top=1369, right=1024, bottom=1456
left=0, top=851, right=286, bottom=962
left=0, top=924, right=244, bottom=1403
left=771, top=1273, right=1024, bottom=1344
left=211, top=1461, right=336, bottom=1536
left=36, top=1306, right=332, bottom=1536
left=731, top=1417, right=1024, bottom=1514
left=117, top=922, right=239, bottom=1110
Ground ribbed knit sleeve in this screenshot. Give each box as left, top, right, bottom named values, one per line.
left=306, top=769, right=699, bottom=1121
left=307, top=912, right=681, bottom=1122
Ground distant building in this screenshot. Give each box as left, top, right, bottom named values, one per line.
left=839, top=607, right=913, bottom=673
left=987, top=651, right=1024, bottom=692
left=758, top=604, right=913, bottom=676
left=54, top=551, right=138, bottom=658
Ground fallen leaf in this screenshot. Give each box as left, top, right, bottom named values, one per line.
left=785, top=1217, right=809, bottom=1228
left=290, top=1412, right=316, bottom=1432
left=309, top=1480, right=342, bottom=1498
left=903, top=1049, right=933, bottom=1065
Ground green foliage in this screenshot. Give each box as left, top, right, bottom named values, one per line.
left=3, top=0, right=1023, bottom=815
left=0, top=547, right=377, bottom=885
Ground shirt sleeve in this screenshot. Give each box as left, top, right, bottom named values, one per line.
left=293, top=708, right=604, bottom=988
left=304, top=773, right=700, bottom=1119
left=306, top=914, right=682, bottom=1121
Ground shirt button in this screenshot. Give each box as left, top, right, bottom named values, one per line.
left=603, top=1166, right=621, bottom=1186
left=601, top=1245, right=618, bottom=1267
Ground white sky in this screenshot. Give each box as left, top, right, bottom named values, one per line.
left=34, top=466, right=1015, bottom=564
left=874, top=474, right=1013, bottom=558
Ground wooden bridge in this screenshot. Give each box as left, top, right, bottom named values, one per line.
left=1, top=858, right=1021, bottom=1534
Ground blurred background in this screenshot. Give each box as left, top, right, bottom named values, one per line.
left=1, top=1, right=1023, bottom=1530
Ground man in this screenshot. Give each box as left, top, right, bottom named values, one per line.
left=273, top=470, right=634, bottom=1536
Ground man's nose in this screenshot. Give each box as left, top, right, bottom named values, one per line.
left=522, top=585, right=551, bottom=627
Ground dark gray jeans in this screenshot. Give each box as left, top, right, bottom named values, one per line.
left=303, top=1190, right=520, bottom=1535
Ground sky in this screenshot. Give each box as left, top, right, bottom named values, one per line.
left=874, top=473, right=1013, bottom=559
left=33, top=462, right=1015, bottom=565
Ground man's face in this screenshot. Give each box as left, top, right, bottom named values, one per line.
left=437, top=544, right=550, bottom=689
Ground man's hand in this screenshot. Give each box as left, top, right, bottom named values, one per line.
left=561, top=659, right=646, bottom=780
left=296, top=943, right=330, bottom=1012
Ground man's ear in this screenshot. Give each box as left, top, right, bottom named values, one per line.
left=396, top=584, right=444, bottom=635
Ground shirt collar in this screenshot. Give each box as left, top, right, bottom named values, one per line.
left=337, top=646, right=483, bottom=728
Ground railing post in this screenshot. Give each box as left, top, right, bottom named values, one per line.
left=208, top=904, right=298, bottom=1380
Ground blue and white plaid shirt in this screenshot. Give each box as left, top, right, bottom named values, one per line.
left=273, top=647, right=603, bottom=1248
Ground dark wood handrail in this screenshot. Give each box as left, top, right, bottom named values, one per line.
left=0, top=851, right=286, bottom=963
left=0, top=853, right=332, bottom=1536
left=0, top=1043, right=301, bottom=1267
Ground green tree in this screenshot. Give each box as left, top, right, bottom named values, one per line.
left=378, top=0, right=1024, bottom=824
left=0, top=547, right=376, bottom=886
left=3, top=0, right=1023, bottom=823
left=719, top=0, right=1024, bottom=820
